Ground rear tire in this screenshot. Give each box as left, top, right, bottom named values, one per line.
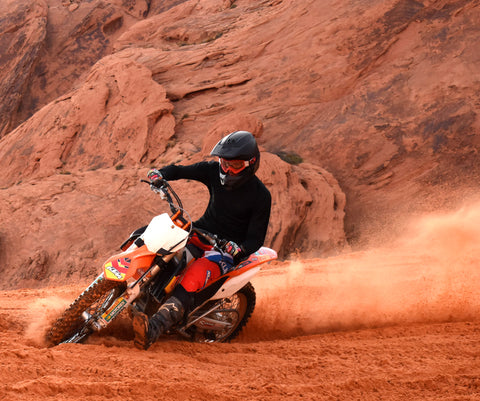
left=47, top=276, right=126, bottom=345
left=190, top=282, right=256, bottom=343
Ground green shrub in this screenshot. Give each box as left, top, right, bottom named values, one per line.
left=276, top=151, right=303, bottom=165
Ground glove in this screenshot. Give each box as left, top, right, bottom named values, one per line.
left=223, top=241, right=243, bottom=263
left=147, top=169, right=163, bottom=186
left=147, top=168, right=162, bottom=181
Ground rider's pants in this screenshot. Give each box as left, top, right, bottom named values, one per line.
left=180, top=256, right=221, bottom=292
left=179, top=250, right=234, bottom=292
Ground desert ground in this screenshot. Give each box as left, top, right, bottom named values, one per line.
left=2, top=203, right=480, bottom=400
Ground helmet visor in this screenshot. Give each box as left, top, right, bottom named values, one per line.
left=220, top=158, right=250, bottom=175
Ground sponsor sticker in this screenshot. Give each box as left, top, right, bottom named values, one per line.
left=105, top=264, right=123, bottom=280
left=103, top=297, right=127, bottom=322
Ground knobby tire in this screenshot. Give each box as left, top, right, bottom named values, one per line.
left=220, top=282, right=256, bottom=343
left=47, top=276, right=124, bottom=345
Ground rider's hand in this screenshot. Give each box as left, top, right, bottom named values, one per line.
left=223, top=241, right=243, bottom=263
left=147, top=169, right=163, bottom=186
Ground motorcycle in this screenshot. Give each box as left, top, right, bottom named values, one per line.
left=46, top=177, right=277, bottom=345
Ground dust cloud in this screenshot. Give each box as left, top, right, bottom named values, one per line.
left=246, top=202, right=480, bottom=341
left=29, top=203, right=480, bottom=345
left=24, top=295, right=74, bottom=347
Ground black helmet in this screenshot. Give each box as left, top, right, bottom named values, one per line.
left=210, top=131, right=260, bottom=189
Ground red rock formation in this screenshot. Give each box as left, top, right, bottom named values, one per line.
left=0, top=157, right=345, bottom=288
left=0, top=0, right=47, bottom=137
left=0, top=56, right=175, bottom=185
left=0, top=0, right=180, bottom=140
left=1, top=0, right=479, bottom=288
left=114, top=0, right=480, bottom=241
left=0, top=52, right=345, bottom=288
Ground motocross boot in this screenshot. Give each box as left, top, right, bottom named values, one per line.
left=132, top=296, right=185, bottom=350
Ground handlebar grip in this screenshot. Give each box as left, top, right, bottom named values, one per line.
left=140, top=178, right=166, bottom=188
left=151, top=178, right=164, bottom=188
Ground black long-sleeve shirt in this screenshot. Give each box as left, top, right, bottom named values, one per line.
left=160, top=161, right=271, bottom=256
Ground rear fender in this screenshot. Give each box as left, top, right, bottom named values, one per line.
left=234, top=247, right=277, bottom=271
left=210, top=266, right=260, bottom=300
left=103, top=245, right=156, bottom=282
left=209, top=247, right=277, bottom=300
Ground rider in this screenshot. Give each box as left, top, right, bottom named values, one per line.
left=132, top=130, right=272, bottom=350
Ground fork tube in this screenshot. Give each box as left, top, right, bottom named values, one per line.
left=130, top=253, right=176, bottom=288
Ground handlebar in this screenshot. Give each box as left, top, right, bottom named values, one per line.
left=141, top=178, right=191, bottom=232
left=191, top=227, right=227, bottom=253
left=141, top=178, right=183, bottom=215
left=141, top=178, right=227, bottom=252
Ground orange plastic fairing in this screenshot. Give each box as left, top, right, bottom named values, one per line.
left=103, top=245, right=156, bottom=282
left=203, top=247, right=278, bottom=285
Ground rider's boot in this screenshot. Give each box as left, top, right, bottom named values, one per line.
left=132, top=296, right=185, bottom=350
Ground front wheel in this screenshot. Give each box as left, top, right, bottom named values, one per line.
left=46, top=275, right=126, bottom=345
left=189, top=282, right=256, bottom=343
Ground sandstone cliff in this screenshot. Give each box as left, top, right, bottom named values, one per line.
left=1, top=0, right=479, bottom=288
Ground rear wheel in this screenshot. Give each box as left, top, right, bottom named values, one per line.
left=189, top=282, right=256, bottom=343
left=47, top=276, right=126, bottom=345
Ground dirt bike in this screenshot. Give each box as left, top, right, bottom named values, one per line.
left=46, top=177, right=277, bottom=345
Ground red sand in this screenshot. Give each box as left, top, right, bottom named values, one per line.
left=1, top=204, right=480, bottom=400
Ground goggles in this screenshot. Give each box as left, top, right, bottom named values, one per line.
left=220, top=157, right=254, bottom=175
